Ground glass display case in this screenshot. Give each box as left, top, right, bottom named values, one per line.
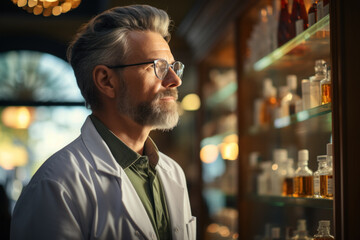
left=236, top=0, right=333, bottom=239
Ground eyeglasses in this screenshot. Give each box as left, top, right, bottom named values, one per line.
left=107, top=58, right=184, bottom=80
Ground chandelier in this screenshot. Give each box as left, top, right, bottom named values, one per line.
left=11, top=0, right=81, bottom=17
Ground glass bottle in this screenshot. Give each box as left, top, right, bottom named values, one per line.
left=313, top=220, right=334, bottom=240
left=271, top=227, right=283, bottom=240
left=260, top=78, right=278, bottom=125
left=291, top=219, right=313, bottom=240
left=326, top=143, right=333, bottom=170
left=278, top=0, right=292, bottom=46
left=282, top=158, right=295, bottom=196
left=310, top=60, right=327, bottom=108
left=317, top=0, right=324, bottom=21
left=308, top=0, right=317, bottom=27
left=321, top=68, right=331, bottom=104
left=322, top=0, right=330, bottom=17
left=301, top=79, right=310, bottom=110
left=258, top=161, right=272, bottom=195
left=281, top=75, right=301, bottom=116
left=326, top=143, right=334, bottom=199
left=293, top=149, right=314, bottom=198
left=290, top=0, right=308, bottom=36
left=313, top=155, right=329, bottom=198
left=271, top=149, right=288, bottom=196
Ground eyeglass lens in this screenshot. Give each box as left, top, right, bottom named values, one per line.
left=154, top=59, right=184, bottom=80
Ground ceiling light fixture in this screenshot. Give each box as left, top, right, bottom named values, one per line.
left=11, top=0, right=81, bottom=17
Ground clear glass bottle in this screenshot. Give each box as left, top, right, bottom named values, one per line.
left=317, top=0, right=324, bottom=21
left=293, top=149, right=314, bottom=198
left=323, top=0, right=330, bottom=17
left=314, top=155, right=330, bottom=198
left=278, top=0, right=292, bottom=47
left=301, top=79, right=310, bottom=110
left=282, top=158, right=295, bottom=196
left=281, top=75, right=301, bottom=116
left=313, top=220, right=334, bottom=240
left=326, top=143, right=334, bottom=199
left=271, top=227, right=283, bottom=240
left=326, top=143, right=333, bottom=169
left=291, top=219, right=313, bottom=240
left=271, top=149, right=288, bottom=196
left=308, top=0, right=318, bottom=27
left=310, top=60, right=327, bottom=108
left=258, top=161, right=272, bottom=195
left=290, top=0, right=308, bottom=36
left=321, top=68, right=331, bottom=104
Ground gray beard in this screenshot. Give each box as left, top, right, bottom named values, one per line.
left=116, top=85, right=179, bottom=131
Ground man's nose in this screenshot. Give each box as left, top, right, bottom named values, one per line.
left=162, top=68, right=182, bottom=88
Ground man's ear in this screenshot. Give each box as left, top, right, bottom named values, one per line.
left=92, top=65, right=116, bottom=98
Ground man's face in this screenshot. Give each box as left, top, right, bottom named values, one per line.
left=115, top=31, right=182, bottom=131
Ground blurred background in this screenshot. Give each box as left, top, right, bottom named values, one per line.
left=3, top=1, right=353, bottom=240
left=0, top=0, right=241, bottom=239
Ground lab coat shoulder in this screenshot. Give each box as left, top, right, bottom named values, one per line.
left=10, top=136, right=95, bottom=240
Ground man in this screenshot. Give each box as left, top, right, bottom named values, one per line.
left=10, top=5, right=195, bottom=240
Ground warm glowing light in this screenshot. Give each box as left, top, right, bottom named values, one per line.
left=218, top=226, right=230, bottom=237
left=220, top=142, right=239, bottom=160
left=181, top=93, right=201, bottom=111
left=200, top=144, right=219, bottom=164
left=11, top=0, right=81, bottom=16
left=206, top=223, right=219, bottom=234
left=52, top=5, right=62, bottom=16
left=223, top=134, right=238, bottom=144
left=272, top=163, right=278, bottom=171
left=61, top=2, right=71, bottom=12
left=0, top=142, right=28, bottom=170
left=28, top=0, right=38, bottom=7
left=220, top=134, right=239, bottom=160
left=1, top=106, right=34, bottom=129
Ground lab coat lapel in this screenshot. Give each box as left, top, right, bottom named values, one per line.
left=120, top=173, right=157, bottom=239
left=82, top=117, right=156, bottom=239
left=157, top=163, right=185, bottom=240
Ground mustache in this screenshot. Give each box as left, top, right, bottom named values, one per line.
left=154, top=89, right=178, bottom=101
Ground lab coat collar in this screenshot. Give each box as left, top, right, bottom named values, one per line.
left=81, top=117, right=123, bottom=178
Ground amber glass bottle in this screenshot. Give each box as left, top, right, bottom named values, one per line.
left=278, top=0, right=292, bottom=46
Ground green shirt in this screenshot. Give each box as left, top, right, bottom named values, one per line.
left=90, top=115, right=172, bottom=240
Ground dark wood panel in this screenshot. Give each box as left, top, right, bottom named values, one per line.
left=331, top=0, right=360, bottom=239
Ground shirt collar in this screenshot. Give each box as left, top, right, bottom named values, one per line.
left=90, top=114, right=159, bottom=169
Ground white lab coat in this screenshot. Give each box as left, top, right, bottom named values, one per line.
left=10, top=117, right=196, bottom=240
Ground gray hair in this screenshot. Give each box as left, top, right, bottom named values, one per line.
left=67, top=5, right=172, bottom=110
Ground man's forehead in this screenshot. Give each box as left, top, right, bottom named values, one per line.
left=127, top=31, right=173, bottom=61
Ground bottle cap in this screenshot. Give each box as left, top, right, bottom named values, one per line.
left=273, top=149, right=288, bottom=163
left=263, top=78, right=275, bottom=97
left=286, top=75, right=297, bottom=90
left=298, top=149, right=309, bottom=162
left=315, top=59, right=327, bottom=74
left=317, top=155, right=327, bottom=162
